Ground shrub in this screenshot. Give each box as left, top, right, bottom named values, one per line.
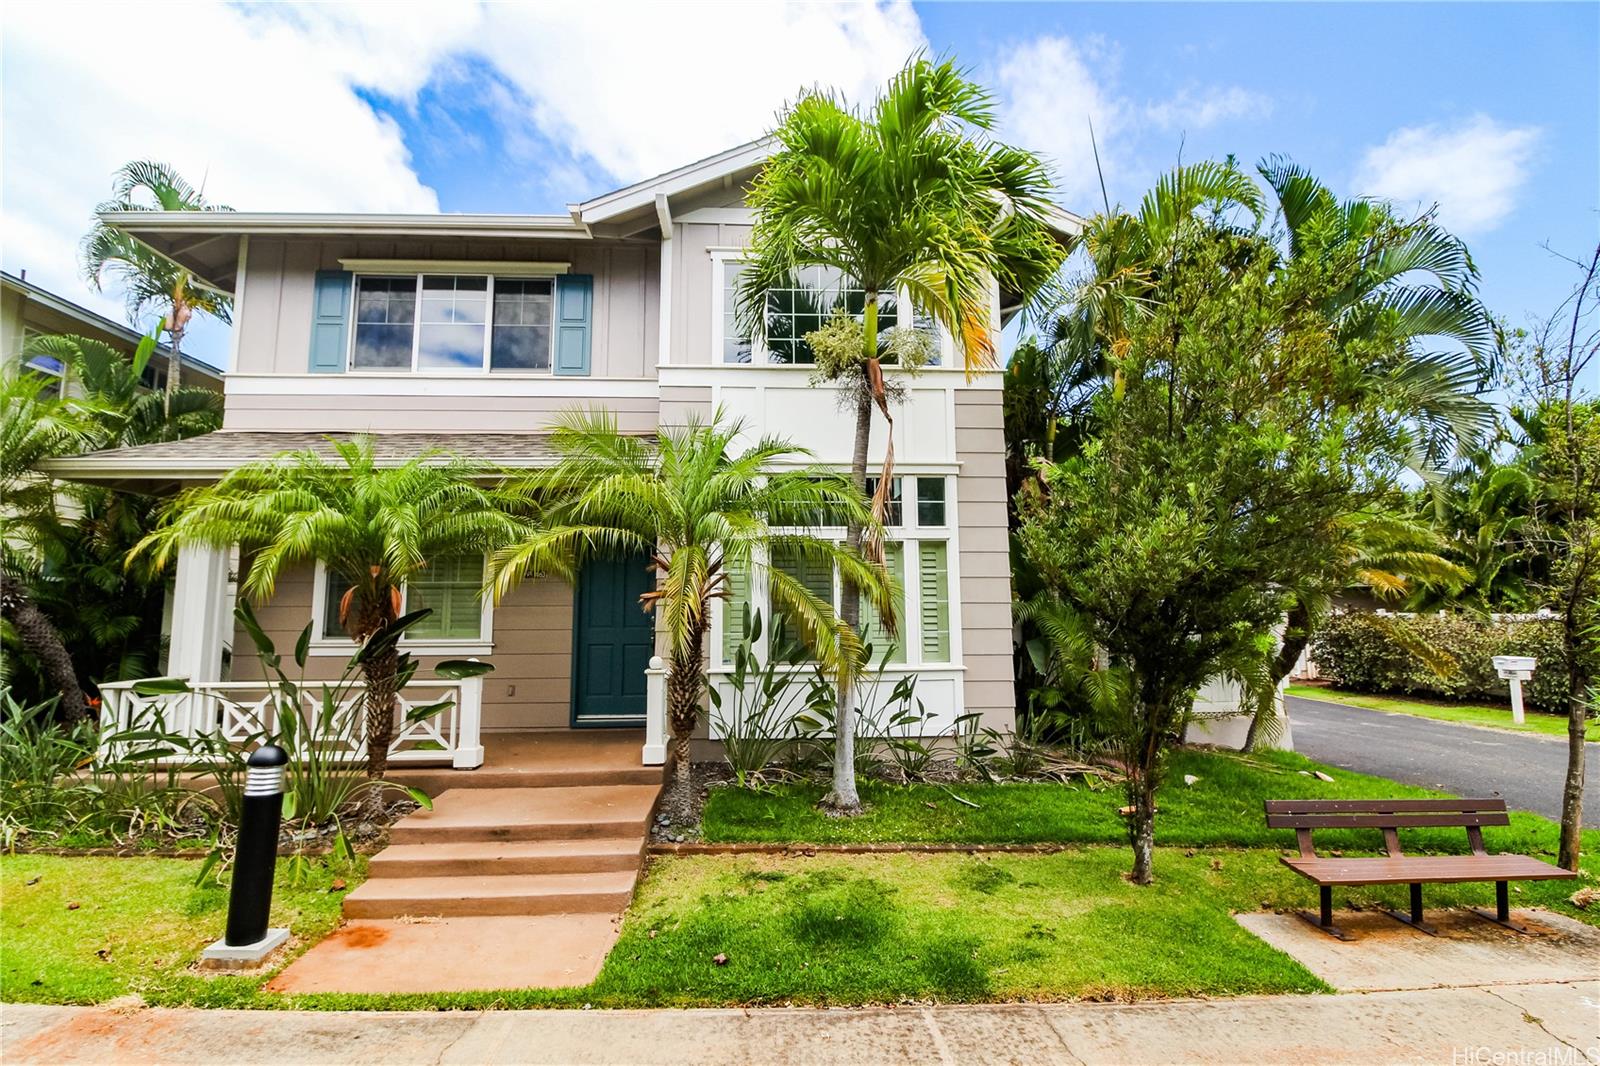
left=1312, top=612, right=1572, bottom=713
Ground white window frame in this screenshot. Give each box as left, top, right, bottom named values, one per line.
left=309, top=558, right=495, bottom=656
left=20, top=327, right=68, bottom=398
left=715, top=472, right=959, bottom=671
left=346, top=269, right=564, bottom=377
left=709, top=250, right=953, bottom=367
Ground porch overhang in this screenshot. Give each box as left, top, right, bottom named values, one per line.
left=38, top=430, right=591, bottom=494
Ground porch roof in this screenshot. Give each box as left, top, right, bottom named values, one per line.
left=39, top=430, right=587, bottom=493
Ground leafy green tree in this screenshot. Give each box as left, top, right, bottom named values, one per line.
left=739, top=57, right=1064, bottom=809
left=81, top=161, right=232, bottom=415
left=1017, top=166, right=1445, bottom=884
left=489, top=410, right=891, bottom=807
left=0, top=368, right=97, bottom=719
left=133, top=439, right=518, bottom=789
left=1503, top=243, right=1600, bottom=870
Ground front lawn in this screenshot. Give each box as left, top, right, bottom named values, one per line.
left=0, top=855, right=358, bottom=1007
left=702, top=747, right=1577, bottom=857
left=1286, top=684, right=1590, bottom=739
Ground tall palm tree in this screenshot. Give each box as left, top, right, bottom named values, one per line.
left=81, top=161, right=233, bottom=416
left=0, top=367, right=99, bottom=720
left=740, top=57, right=1065, bottom=809
left=134, top=439, right=519, bottom=786
left=489, top=410, right=893, bottom=806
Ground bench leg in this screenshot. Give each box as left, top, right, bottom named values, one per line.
left=1381, top=882, right=1438, bottom=936
left=1470, top=881, right=1537, bottom=934
left=1295, top=885, right=1354, bottom=941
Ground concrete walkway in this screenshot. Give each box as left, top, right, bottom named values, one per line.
left=5, top=981, right=1597, bottom=1065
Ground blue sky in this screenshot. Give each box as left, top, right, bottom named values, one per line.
left=4, top=2, right=1596, bottom=376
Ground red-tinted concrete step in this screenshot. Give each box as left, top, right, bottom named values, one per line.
left=388, top=786, right=659, bottom=845
left=341, top=870, right=638, bottom=919
left=368, top=838, right=645, bottom=878
left=395, top=765, right=665, bottom=795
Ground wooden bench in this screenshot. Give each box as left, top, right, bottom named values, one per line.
left=1265, top=798, right=1576, bottom=940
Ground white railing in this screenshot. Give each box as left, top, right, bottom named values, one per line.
left=95, top=676, right=485, bottom=769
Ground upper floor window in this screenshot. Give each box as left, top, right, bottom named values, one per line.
left=19, top=328, right=67, bottom=397
left=351, top=273, right=555, bottom=373
left=720, top=262, right=934, bottom=366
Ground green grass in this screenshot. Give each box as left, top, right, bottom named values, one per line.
left=5, top=746, right=1596, bottom=1010
left=1286, top=684, right=1590, bottom=739
left=1, top=855, right=357, bottom=1007
left=703, top=747, right=1581, bottom=857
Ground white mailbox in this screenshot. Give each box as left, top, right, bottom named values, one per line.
left=1490, top=656, right=1537, bottom=724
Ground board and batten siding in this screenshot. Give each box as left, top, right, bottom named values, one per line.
left=228, top=562, right=577, bottom=733
left=669, top=220, right=751, bottom=365
left=955, top=387, right=1017, bottom=732
left=227, top=237, right=660, bottom=433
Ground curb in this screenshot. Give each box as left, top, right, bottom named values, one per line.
left=648, top=842, right=1088, bottom=856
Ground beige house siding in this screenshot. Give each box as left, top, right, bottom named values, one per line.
left=220, top=393, right=658, bottom=434
left=230, top=562, right=577, bottom=733
left=955, top=387, right=1016, bottom=732
left=670, top=221, right=751, bottom=366
left=234, top=237, right=660, bottom=379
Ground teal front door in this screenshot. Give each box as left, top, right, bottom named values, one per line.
left=571, top=552, right=655, bottom=726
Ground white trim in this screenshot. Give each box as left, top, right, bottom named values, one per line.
left=656, top=363, right=1006, bottom=389
left=657, top=239, right=673, bottom=368
left=677, top=207, right=754, bottom=224
left=225, top=373, right=657, bottom=398
left=577, top=139, right=773, bottom=223
left=226, top=236, right=248, bottom=373
left=338, top=259, right=570, bottom=276
left=653, top=194, right=673, bottom=239
left=309, top=558, right=494, bottom=657
left=103, top=211, right=584, bottom=238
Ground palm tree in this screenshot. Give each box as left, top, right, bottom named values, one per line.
left=489, top=410, right=893, bottom=807
left=0, top=367, right=99, bottom=720
left=81, top=161, right=232, bottom=416
left=739, top=57, right=1064, bottom=810
left=30, top=333, right=222, bottom=445
left=133, top=439, right=519, bottom=787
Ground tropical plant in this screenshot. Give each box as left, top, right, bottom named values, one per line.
left=740, top=56, right=1066, bottom=810
left=708, top=607, right=830, bottom=788
left=132, top=437, right=518, bottom=790
left=490, top=409, right=892, bottom=809
left=81, top=161, right=232, bottom=414
left=0, top=368, right=98, bottom=720
left=30, top=332, right=222, bottom=445
left=1016, top=172, right=1450, bottom=883
left=0, top=691, right=92, bottom=845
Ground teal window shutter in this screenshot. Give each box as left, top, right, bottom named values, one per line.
left=309, top=270, right=352, bottom=373
left=554, top=274, right=593, bottom=375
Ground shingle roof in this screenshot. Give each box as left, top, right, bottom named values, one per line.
left=39, top=431, right=605, bottom=491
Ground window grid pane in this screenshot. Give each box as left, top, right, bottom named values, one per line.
left=352, top=276, right=417, bottom=369
left=915, top=477, right=946, bottom=527
left=723, top=263, right=753, bottom=364
left=864, top=477, right=903, bottom=527
left=417, top=275, right=488, bottom=371
left=491, top=278, right=554, bottom=371
left=760, top=266, right=897, bottom=365
left=408, top=554, right=484, bottom=640
left=322, top=570, right=353, bottom=639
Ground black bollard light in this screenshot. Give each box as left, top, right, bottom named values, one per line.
left=225, top=743, right=289, bottom=947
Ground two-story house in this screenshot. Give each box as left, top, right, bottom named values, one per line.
left=47, top=140, right=1074, bottom=772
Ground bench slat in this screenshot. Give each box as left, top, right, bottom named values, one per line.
left=1265, top=812, right=1511, bottom=829
left=1264, top=798, right=1507, bottom=814
left=1280, top=853, right=1576, bottom=887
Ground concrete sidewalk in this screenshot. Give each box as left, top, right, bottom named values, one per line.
left=4, top=981, right=1597, bottom=1066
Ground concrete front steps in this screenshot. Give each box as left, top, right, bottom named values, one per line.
left=343, top=734, right=664, bottom=922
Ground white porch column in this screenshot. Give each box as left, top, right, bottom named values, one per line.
left=452, top=675, right=486, bottom=769
left=167, top=543, right=231, bottom=682
left=643, top=655, right=667, bottom=765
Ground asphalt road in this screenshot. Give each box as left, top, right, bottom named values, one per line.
left=1285, top=694, right=1600, bottom=826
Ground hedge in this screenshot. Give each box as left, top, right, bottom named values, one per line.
left=1311, top=612, right=1573, bottom=714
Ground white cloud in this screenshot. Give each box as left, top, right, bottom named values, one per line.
left=470, top=1, right=926, bottom=182
left=1, top=1, right=926, bottom=366
left=992, top=34, right=1271, bottom=212
left=1144, top=85, right=1272, bottom=131
left=1354, top=115, right=1541, bottom=236
left=1, top=1, right=448, bottom=357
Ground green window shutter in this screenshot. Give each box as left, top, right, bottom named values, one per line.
left=553, top=274, right=593, bottom=376
left=309, top=270, right=352, bottom=373
left=918, top=542, right=950, bottom=662
left=409, top=554, right=484, bottom=639
left=860, top=542, right=905, bottom=664
left=770, top=544, right=834, bottom=663
left=721, top=556, right=750, bottom=663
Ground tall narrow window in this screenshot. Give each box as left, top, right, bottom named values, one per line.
left=918, top=541, right=950, bottom=662
left=722, top=263, right=754, bottom=364
left=352, top=276, right=417, bottom=368
left=491, top=278, right=554, bottom=371
left=321, top=569, right=354, bottom=639
left=407, top=554, right=485, bottom=640
left=416, top=275, right=487, bottom=370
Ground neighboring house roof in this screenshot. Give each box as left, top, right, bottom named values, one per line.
left=1, top=270, right=224, bottom=382
left=39, top=430, right=606, bottom=492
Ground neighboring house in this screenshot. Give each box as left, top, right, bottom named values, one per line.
left=43, top=140, right=1071, bottom=771
left=1, top=269, right=224, bottom=397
